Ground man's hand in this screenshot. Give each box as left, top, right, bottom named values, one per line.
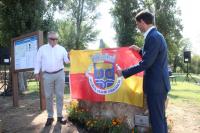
left=116, top=64, right=122, bottom=77
left=35, top=74, right=40, bottom=81
left=129, top=45, right=141, bottom=52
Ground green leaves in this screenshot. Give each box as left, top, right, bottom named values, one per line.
left=56, top=20, right=99, bottom=50
left=0, top=0, right=55, bottom=46
left=111, top=0, right=139, bottom=46
left=143, top=0, right=183, bottom=64
left=56, top=0, right=101, bottom=50
left=111, top=0, right=184, bottom=72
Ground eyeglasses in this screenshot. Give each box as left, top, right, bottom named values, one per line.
left=49, top=38, right=58, bottom=41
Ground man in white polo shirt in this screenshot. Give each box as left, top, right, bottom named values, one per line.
left=34, top=31, right=70, bottom=126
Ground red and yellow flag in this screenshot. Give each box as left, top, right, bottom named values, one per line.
left=69, top=47, right=144, bottom=107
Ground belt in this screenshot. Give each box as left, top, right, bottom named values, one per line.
left=44, top=69, right=63, bottom=74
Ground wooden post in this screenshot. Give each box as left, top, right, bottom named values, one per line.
left=38, top=31, right=45, bottom=110
left=12, top=72, right=19, bottom=107
left=39, top=73, right=45, bottom=110
left=11, top=36, right=19, bottom=107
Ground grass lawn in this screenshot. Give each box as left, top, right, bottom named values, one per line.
left=27, top=81, right=70, bottom=99
left=169, top=73, right=200, bottom=105
left=26, top=73, right=200, bottom=105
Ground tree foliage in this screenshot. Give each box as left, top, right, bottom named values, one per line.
left=54, top=0, right=101, bottom=50
left=171, top=38, right=189, bottom=72
left=191, top=55, right=200, bottom=74
left=0, top=0, right=102, bottom=50
left=111, top=0, right=139, bottom=46
left=57, top=20, right=76, bottom=50
left=56, top=19, right=99, bottom=50
left=141, top=0, right=183, bottom=64
left=111, top=0, right=183, bottom=65
left=0, top=0, right=55, bottom=93
left=0, top=0, right=55, bottom=47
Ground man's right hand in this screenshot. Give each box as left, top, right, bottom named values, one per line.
left=116, top=64, right=122, bottom=77
left=129, top=45, right=141, bottom=52
left=35, top=74, right=40, bottom=81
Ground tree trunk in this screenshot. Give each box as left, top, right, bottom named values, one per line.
left=18, top=72, right=27, bottom=92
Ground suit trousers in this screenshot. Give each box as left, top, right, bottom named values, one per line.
left=147, top=93, right=168, bottom=133
left=43, top=70, right=65, bottom=118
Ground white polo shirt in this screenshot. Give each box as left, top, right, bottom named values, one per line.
left=34, top=44, right=70, bottom=74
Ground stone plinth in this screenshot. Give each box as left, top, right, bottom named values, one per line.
left=78, top=98, right=147, bottom=129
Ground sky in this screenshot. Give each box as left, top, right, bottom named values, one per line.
left=88, top=0, right=200, bottom=55
left=87, top=0, right=116, bottom=49
left=177, top=0, right=200, bottom=55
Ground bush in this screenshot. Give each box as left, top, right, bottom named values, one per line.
left=67, top=100, right=131, bottom=133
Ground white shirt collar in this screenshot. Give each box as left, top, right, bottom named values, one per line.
left=48, top=43, right=57, bottom=48
left=143, top=26, right=155, bottom=39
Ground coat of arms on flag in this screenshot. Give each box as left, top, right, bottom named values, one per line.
left=85, top=53, right=122, bottom=95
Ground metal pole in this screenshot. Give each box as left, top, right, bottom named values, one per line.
left=187, top=62, right=189, bottom=81
left=3, top=64, right=7, bottom=96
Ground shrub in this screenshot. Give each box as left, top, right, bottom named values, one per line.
left=67, top=100, right=131, bottom=133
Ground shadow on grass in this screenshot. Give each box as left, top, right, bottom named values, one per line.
left=170, top=89, right=200, bottom=93
left=168, top=93, right=179, bottom=99
left=168, top=92, right=200, bottom=104
left=168, top=94, right=191, bottom=102
left=172, top=73, right=200, bottom=83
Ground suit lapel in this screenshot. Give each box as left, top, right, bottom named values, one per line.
left=142, top=28, right=157, bottom=55
left=145, top=28, right=157, bottom=41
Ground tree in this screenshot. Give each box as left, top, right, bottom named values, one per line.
left=134, top=32, right=144, bottom=48
left=171, top=38, right=189, bottom=72
left=99, top=39, right=109, bottom=48
left=191, top=55, right=200, bottom=74
left=111, top=0, right=139, bottom=46
left=0, top=0, right=55, bottom=93
left=0, top=0, right=54, bottom=46
left=56, top=19, right=99, bottom=50
left=55, top=0, right=101, bottom=50
left=141, top=0, right=183, bottom=64
left=56, top=20, right=76, bottom=50
left=0, top=0, right=56, bottom=46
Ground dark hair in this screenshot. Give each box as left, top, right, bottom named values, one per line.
left=135, top=10, right=154, bottom=24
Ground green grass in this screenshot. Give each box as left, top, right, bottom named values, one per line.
left=64, top=85, right=70, bottom=98
left=28, top=82, right=39, bottom=93
left=173, top=73, right=200, bottom=83
left=27, top=81, right=70, bottom=98
left=169, top=73, right=200, bottom=105
left=26, top=73, right=200, bottom=105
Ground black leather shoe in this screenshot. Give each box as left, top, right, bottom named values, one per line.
left=45, top=118, right=54, bottom=127
left=57, top=117, right=67, bottom=125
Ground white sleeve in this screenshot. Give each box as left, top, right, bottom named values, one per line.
left=63, top=48, right=70, bottom=64
left=34, top=48, right=42, bottom=74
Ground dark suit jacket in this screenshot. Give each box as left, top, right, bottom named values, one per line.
left=122, top=28, right=171, bottom=95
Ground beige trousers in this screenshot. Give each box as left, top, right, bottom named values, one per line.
left=43, top=70, right=65, bottom=118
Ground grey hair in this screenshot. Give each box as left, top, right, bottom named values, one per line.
left=47, top=31, right=59, bottom=38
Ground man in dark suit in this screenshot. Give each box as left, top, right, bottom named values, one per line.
left=116, top=10, right=170, bottom=133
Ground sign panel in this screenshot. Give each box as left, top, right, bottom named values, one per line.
left=134, top=115, right=150, bottom=127
left=14, top=36, right=38, bottom=70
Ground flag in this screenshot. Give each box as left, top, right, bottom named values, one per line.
left=69, top=47, right=144, bottom=107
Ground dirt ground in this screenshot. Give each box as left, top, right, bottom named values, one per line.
left=0, top=94, right=200, bottom=133
left=166, top=100, right=200, bottom=133
left=0, top=94, right=87, bottom=133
